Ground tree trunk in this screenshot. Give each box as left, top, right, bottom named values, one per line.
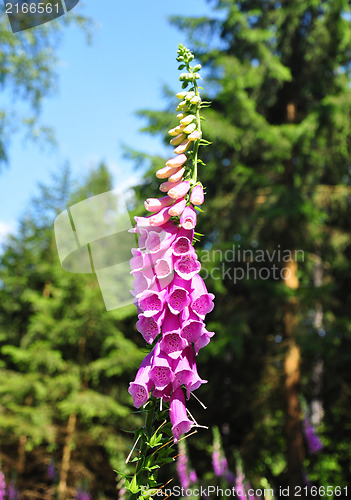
left=283, top=260, right=305, bottom=495
left=58, top=413, right=77, bottom=500
left=311, top=254, right=324, bottom=426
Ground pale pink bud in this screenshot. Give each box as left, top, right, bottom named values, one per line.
left=190, top=96, right=201, bottom=105
left=188, top=130, right=202, bottom=142
left=149, top=207, right=172, bottom=227
left=183, top=123, right=197, bottom=135
left=156, top=165, right=179, bottom=179
left=145, top=196, right=174, bottom=212
left=168, top=167, right=185, bottom=183
left=180, top=115, right=196, bottom=126
left=185, top=92, right=195, bottom=101
left=166, top=154, right=187, bottom=169
left=160, top=179, right=182, bottom=193
left=168, top=198, right=187, bottom=217
left=170, top=133, right=186, bottom=146
left=190, top=185, right=204, bottom=205
left=168, top=180, right=191, bottom=200
left=174, top=139, right=191, bottom=155
left=168, top=125, right=185, bottom=136
left=180, top=205, right=197, bottom=230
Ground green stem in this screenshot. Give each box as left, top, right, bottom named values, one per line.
left=144, top=400, right=155, bottom=436
left=185, top=63, right=202, bottom=185
left=192, top=89, right=202, bottom=184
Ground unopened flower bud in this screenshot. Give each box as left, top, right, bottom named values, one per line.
left=179, top=73, right=189, bottom=81
left=168, top=197, right=187, bottom=217
left=168, top=167, right=185, bottom=183
left=170, top=133, right=187, bottom=146
left=168, top=180, right=191, bottom=200
left=185, top=91, right=195, bottom=101
left=190, top=96, right=201, bottom=104
left=188, top=130, right=202, bottom=141
left=174, top=139, right=191, bottom=154
left=177, top=113, right=186, bottom=120
left=156, top=165, right=180, bottom=179
left=190, top=185, right=204, bottom=205
left=195, top=73, right=201, bottom=79
left=145, top=196, right=174, bottom=212
left=193, top=64, right=202, bottom=72
left=168, top=125, right=185, bottom=136
left=166, top=154, right=187, bottom=168
left=176, top=91, right=188, bottom=99
left=180, top=115, right=196, bottom=126
left=176, top=100, right=188, bottom=111
left=183, top=123, right=197, bottom=135
left=160, top=179, right=182, bottom=193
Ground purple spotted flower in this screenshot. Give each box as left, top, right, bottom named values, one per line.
left=129, top=207, right=215, bottom=442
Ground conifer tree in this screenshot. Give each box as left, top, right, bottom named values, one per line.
left=0, top=164, right=141, bottom=498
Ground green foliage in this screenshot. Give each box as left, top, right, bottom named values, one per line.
left=118, top=400, right=179, bottom=500
left=0, top=4, right=93, bottom=165
left=0, top=164, right=141, bottom=497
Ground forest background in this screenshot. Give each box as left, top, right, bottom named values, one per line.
left=0, top=0, right=351, bottom=499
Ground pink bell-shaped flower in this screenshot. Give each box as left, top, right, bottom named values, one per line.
left=170, top=388, right=194, bottom=443
left=180, top=205, right=197, bottom=230
left=190, top=274, right=215, bottom=317
left=128, top=350, right=154, bottom=408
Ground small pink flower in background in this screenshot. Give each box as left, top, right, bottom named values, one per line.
left=76, top=489, right=91, bottom=500
left=235, top=473, right=248, bottom=500
left=8, top=482, right=20, bottom=500
left=0, top=471, right=6, bottom=500
left=176, top=440, right=198, bottom=490
left=303, top=417, right=323, bottom=454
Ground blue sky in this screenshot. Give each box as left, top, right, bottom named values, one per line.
left=0, top=0, right=216, bottom=243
